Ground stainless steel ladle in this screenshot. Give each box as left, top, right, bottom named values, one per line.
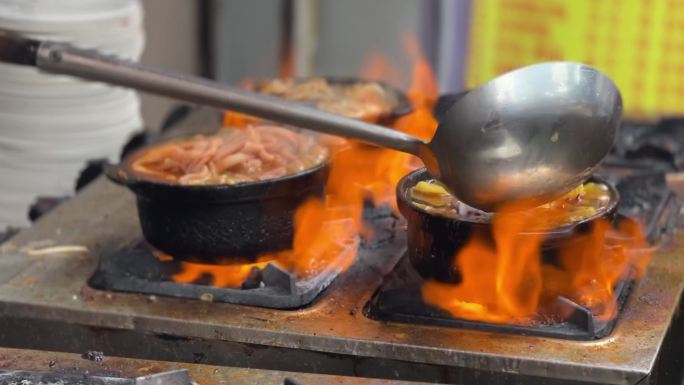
left=0, top=33, right=622, bottom=211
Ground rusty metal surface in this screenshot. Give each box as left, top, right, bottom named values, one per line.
left=0, top=132, right=683, bottom=384
left=0, top=347, right=433, bottom=385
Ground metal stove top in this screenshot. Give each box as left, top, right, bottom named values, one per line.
left=0, top=110, right=683, bottom=384
left=0, top=346, right=431, bottom=385
left=0, top=174, right=682, bottom=384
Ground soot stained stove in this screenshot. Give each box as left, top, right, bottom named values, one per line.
left=368, top=258, right=634, bottom=341
left=88, top=207, right=395, bottom=309
left=0, top=108, right=684, bottom=385
left=90, top=246, right=337, bottom=309
left=367, top=172, right=678, bottom=340
left=90, top=246, right=339, bottom=309
left=364, top=113, right=682, bottom=342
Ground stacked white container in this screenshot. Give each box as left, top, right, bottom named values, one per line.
left=0, top=0, right=145, bottom=228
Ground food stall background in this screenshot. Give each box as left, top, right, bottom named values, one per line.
left=144, top=0, right=684, bottom=128
left=2, top=0, right=682, bottom=229
left=141, top=0, right=472, bottom=131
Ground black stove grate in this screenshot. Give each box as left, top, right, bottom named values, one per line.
left=89, top=207, right=398, bottom=309
left=608, top=118, right=684, bottom=171
left=366, top=178, right=677, bottom=340
left=366, top=257, right=635, bottom=340
left=89, top=244, right=349, bottom=309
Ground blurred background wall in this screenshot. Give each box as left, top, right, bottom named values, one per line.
left=465, top=0, right=684, bottom=119
left=137, top=0, right=473, bottom=131
left=141, top=0, right=684, bottom=125
left=3, top=0, right=684, bottom=228
left=209, top=0, right=470, bottom=93
left=139, top=0, right=201, bottom=131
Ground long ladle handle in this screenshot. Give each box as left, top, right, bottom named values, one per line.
left=32, top=41, right=427, bottom=156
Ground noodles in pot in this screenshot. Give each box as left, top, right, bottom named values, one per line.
left=129, top=124, right=328, bottom=185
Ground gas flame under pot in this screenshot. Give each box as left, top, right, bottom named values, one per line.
left=396, top=168, right=620, bottom=283
left=105, top=158, right=329, bottom=263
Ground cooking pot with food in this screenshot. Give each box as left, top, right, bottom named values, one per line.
left=105, top=125, right=329, bottom=263
left=396, top=168, right=620, bottom=283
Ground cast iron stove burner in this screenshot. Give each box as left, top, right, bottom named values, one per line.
left=610, top=173, right=679, bottom=243
left=367, top=166, right=680, bottom=340
left=367, top=112, right=681, bottom=340
left=607, top=118, right=684, bottom=171
left=366, top=256, right=635, bottom=340
left=89, top=206, right=397, bottom=309
left=89, top=243, right=347, bottom=309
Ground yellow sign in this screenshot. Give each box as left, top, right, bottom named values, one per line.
left=466, top=0, right=684, bottom=119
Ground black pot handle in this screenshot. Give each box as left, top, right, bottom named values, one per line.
left=103, top=162, right=137, bottom=187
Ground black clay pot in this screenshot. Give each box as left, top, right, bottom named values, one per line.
left=396, top=168, right=620, bottom=283
left=105, top=148, right=329, bottom=263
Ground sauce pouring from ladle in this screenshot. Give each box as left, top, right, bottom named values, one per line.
left=0, top=32, right=622, bottom=212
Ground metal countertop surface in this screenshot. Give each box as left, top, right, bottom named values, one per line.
left=0, top=162, right=682, bottom=384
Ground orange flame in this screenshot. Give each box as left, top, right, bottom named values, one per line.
left=280, top=45, right=294, bottom=79
left=172, top=199, right=359, bottom=288
left=223, top=109, right=257, bottom=128
left=361, top=52, right=403, bottom=87
left=423, top=205, right=651, bottom=324
left=360, top=45, right=439, bottom=209
left=223, top=80, right=261, bottom=127
left=402, top=33, right=438, bottom=107
left=174, top=38, right=439, bottom=288
left=172, top=259, right=271, bottom=288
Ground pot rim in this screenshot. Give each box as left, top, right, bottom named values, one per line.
left=396, top=167, right=620, bottom=237
left=105, top=133, right=330, bottom=195
left=251, top=75, right=413, bottom=121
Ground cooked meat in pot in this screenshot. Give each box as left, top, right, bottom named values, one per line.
left=128, top=124, right=328, bottom=185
